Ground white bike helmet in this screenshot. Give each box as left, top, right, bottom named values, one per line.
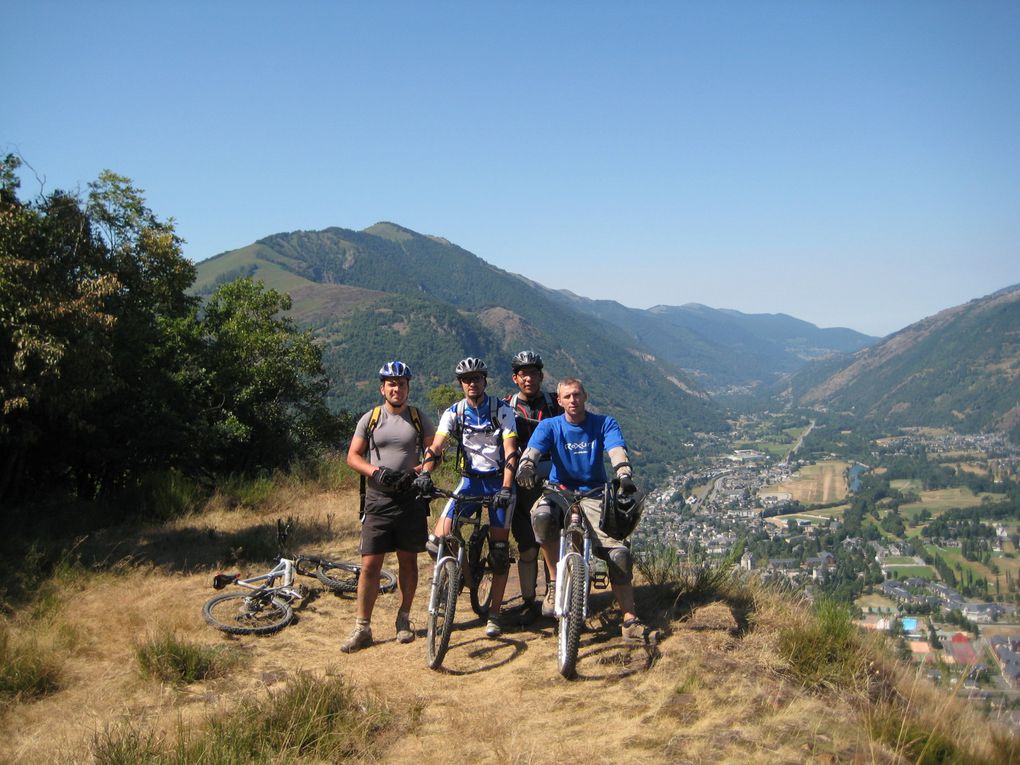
left=455, top=357, right=488, bottom=379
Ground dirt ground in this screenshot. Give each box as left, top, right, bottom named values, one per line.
left=0, top=490, right=893, bottom=764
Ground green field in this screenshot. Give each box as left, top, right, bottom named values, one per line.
left=885, top=566, right=937, bottom=580
left=899, top=486, right=1006, bottom=521
left=882, top=556, right=918, bottom=565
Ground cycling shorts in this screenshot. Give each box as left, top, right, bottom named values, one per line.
left=440, top=475, right=515, bottom=530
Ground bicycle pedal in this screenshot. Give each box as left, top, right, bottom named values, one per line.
left=591, top=573, right=609, bottom=590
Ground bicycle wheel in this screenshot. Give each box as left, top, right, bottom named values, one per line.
left=425, top=558, right=459, bottom=670
left=203, top=592, right=293, bottom=636
left=468, top=526, right=493, bottom=617
left=316, top=561, right=398, bottom=593
left=557, top=555, right=586, bottom=679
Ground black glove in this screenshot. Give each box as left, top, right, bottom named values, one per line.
left=394, top=470, right=415, bottom=493
left=618, top=475, right=637, bottom=495
left=516, top=463, right=536, bottom=490
left=492, top=488, right=513, bottom=511
left=375, top=466, right=402, bottom=488
left=412, top=471, right=434, bottom=497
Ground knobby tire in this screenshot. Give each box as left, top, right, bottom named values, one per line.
left=316, top=561, right=397, bottom=593
left=468, top=526, right=493, bottom=617
left=558, top=555, right=586, bottom=679
left=202, top=592, right=294, bottom=636
left=426, top=558, right=459, bottom=670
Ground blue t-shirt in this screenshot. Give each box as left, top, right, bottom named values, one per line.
left=528, top=413, right=626, bottom=492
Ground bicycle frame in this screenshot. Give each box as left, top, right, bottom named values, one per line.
left=427, top=494, right=488, bottom=615
left=230, top=558, right=304, bottom=602
left=549, top=486, right=603, bottom=620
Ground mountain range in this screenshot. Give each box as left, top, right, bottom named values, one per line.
left=194, top=222, right=1020, bottom=463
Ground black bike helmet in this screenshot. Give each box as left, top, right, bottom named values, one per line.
left=455, top=357, right=488, bottom=379
left=378, top=360, right=413, bottom=380
left=511, top=350, right=544, bottom=372
left=599, top=479, right=646, bottom=540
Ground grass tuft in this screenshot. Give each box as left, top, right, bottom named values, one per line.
left=92, top=672, right=420, bottom=764
left=0, top=624, right=61, bottom=705
left=776, top=595, right=870, bottom=694
left=136, top=633, right=239, bottom=685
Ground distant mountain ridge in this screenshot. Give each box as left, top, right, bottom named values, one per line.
left=786, top=284, right=1020, bottom=441
left=542, top=291, right=876, bottom=393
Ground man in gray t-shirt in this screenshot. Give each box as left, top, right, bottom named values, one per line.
left=342, top=361, right=435, bottom=653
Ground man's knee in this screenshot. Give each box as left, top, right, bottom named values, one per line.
left=531, top=504, right=558, bottom=544
left=518, top=546, right=538, bottom=564
left=490, top=540, right=511, bottom=575
left=607, top=546, right=633, bottom=585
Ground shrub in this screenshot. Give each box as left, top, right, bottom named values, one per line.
left=777, top=595, right=870, bottom=693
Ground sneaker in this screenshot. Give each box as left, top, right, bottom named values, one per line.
left=518, top=598, right=539, bottom=626
left=426, top=534, right=440, bottom=559
left=340, top=623, right=373, bottom=653
left=621, top=618, right=647, bottom=643
left=542, top=585, right=556, bottom=618
left=485, top=614, right=505, bottom=638
left=395, top=612, right=415, bottom=644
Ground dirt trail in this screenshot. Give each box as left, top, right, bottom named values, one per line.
left=0, top=491, right=851, bottom=764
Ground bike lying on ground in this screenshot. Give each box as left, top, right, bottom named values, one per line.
left=202, top=519, right=397, bottom=636
left=541, top=482, right=612, bottom=679
left=420, top=488, right=497, bottom=669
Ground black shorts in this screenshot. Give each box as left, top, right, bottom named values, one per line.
left=360, top=493, right=428, bottom=555
left=511, top=485, right=541, bottom=552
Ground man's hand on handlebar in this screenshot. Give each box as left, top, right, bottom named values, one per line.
left=412, top=471, right=434, bottom=497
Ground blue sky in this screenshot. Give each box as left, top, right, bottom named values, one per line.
left=6, top=2, right=1019, bottom=336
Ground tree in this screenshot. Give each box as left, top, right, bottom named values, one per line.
left=196, top=278, right=349, bottom=474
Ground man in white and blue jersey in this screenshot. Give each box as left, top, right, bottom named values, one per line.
left=414, top=357, right=519, bottom=637
left=517, top=377, right=650, bottom=643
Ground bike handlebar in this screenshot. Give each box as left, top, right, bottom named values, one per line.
left=540, top=481, right=606, bottom=502
left=421, top=487, right=491, bottom=505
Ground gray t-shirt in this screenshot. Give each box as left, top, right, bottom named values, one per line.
left=354, top=406, right=435, bottom=497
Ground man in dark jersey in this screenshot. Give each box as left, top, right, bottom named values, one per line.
left=505, top=350, right=562, bottom=622
left=342, top=361, right=435, bottom=653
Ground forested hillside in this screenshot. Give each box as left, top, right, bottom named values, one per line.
left=787, top=284, right=1020, bottom=442
left=195, top=222, right=727, bottom=478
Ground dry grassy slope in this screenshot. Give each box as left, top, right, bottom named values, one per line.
left=0, top=489, right=995, bottom=764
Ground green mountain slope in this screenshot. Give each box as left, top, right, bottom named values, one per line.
left=194, top=223, right=726, bottom=476
left=788, top=284, right=1020, bottom=441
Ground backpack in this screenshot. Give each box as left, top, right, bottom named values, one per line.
left=507, top=391, right=561, bottom=446
left=450, top=396, right=510, bottom=477
left=359, top=405, right=425, bottom=519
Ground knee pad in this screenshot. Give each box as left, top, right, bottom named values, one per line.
left=607, top=546, right=633, bottom=585
left=531, top=504, right=558, bottom=544
left=489, top=540, right=511, bottom=575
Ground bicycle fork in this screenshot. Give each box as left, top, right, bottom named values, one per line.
left=428, top=543, right=462, bottom=614
left=554, top=529, right=592, bottom=620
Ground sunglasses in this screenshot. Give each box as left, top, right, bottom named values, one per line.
left=459, top=375, right=486, bottom=384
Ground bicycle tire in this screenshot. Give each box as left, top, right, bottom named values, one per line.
left=557, top=555, right=586, bottom=679
left=202, top=591, right=294, bottom=636
left=315, top=561, right=398, bottom=594
left=425, top=558, right=459, bottom=670
left=468, top=526, right=493, bottom=617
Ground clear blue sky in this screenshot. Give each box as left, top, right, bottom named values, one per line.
left=6, top=2, right=1019, bottom=336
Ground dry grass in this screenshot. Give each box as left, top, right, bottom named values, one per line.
left=1, top=484, right=1016, bottom=764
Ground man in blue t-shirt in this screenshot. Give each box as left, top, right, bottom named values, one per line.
left=516, top=378, right=650, bottom=643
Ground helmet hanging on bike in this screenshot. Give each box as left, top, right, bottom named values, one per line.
left=511, top=350, right=543, bottom=372
left=599, top=479, right=645, bottom=540
left=379, top=360, right=414, bottom=380
left=455, top=357, right=488, bottom=379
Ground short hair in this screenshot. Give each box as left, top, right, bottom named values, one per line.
left=557, top=378, right=586, bottom=396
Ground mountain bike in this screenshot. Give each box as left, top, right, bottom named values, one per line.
left=541, top=482, right=611, bottom=679
left=202, top=519, right=397, bottom=636
left=421, top=488, right=496, bottom=669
